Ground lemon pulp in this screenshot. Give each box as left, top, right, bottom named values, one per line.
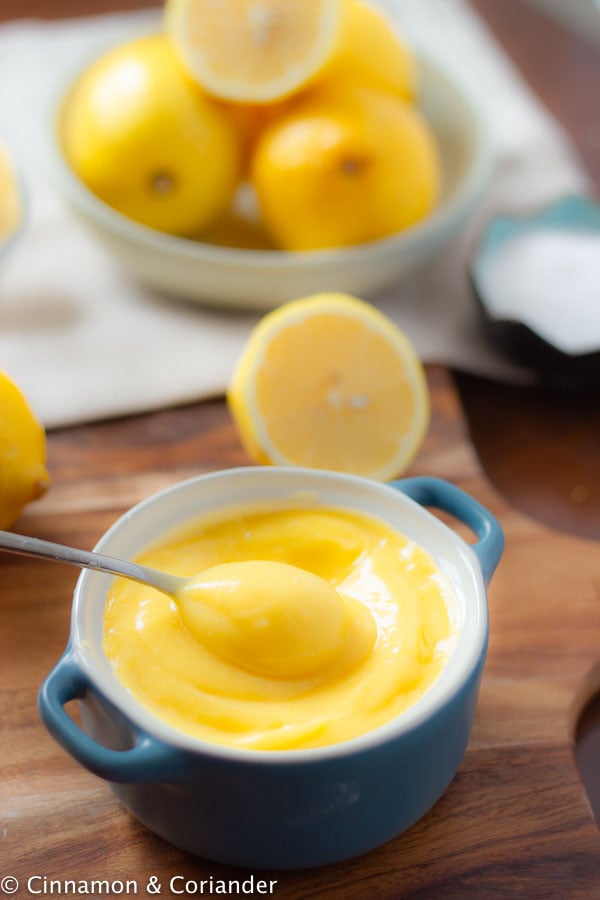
left=166, top=0, right=343, bottom=103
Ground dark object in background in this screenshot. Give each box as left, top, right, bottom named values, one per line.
left=471, top=195, right=600, bottom=386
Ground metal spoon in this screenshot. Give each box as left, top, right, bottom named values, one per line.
left=0, top=530, right=354, bottom=677
left=0, top=529, right=183, bottom=596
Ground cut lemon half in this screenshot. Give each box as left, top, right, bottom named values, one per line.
left=227, top=293, right=429, bottom=480
left=165, top=0, right=343, bottom=103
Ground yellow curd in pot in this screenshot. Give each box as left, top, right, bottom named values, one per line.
left=103, top=504, right=457, bottom=750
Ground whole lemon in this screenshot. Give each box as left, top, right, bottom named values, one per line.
left=62, top=35, right=241, bottom=236
left=316, top=0, right=416, bottom=101
left=0, top=372, right=50, bottom=530
left=251, top=86, right=440, bottom=251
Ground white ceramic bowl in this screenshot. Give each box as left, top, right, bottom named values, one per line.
left=44, top=53, right=493, bottom=310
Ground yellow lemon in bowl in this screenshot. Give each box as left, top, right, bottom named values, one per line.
left=61, top=34, right=241, bottom=236
left=315, top=0, right=416, bottom=101
left=250, top=84, right=441, bottom=251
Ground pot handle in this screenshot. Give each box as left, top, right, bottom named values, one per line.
left=39, top=651, right=183, bottom=783
left=390, top=476, right=504, bottom=584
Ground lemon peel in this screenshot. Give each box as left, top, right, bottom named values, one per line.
left=0, top=372, right=50, bottom=529
left=315, top=0, right=416, bottom=101
left=62, top=35, right=240, bottom=236
left=250, top=85, right=440, bottom=251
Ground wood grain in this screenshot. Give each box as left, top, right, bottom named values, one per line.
left=2, top=367, right=600, bottom=895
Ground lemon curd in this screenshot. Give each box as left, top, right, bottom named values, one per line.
left=103, top=503, right=458, bottom=751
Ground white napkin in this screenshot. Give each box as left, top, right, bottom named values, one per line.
left=0, top=1, right=588, bottom=429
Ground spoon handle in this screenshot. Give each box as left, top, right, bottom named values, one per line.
left=0, top=530, right=180, bottom=597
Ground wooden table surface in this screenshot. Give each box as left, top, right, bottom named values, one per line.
left=1, top=1, right=600, bottom=896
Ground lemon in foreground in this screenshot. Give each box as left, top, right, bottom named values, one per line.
left=316, top=0, right=416, bottom=101
left=227, top=293, right=429, bottom=480
left=0, top=145, right=21, bottom=243
left=165, top=0, right=343, bottom=103
left=251, top=86, right=440, bottom=251
left=0, top=372, right=50, bottom=529
left=62, top=35, right=241, bottom=236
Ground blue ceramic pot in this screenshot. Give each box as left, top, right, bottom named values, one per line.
left=39, top=468, right=503, bottom=869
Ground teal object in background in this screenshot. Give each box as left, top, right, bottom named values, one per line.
left=38, top=468, right=503, bottom=869
left=474, top=195, right=600, bottom=253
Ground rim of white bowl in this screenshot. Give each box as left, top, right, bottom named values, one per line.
left=43, top=42, right=494, bottom=271
left=70, top=467, right=489, bottom=766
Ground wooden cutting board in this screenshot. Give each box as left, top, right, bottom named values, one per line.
left=1, top=366, right=599, bottom=897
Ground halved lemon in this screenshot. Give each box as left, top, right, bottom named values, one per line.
left=227, top=293, right=429, bottom=480
left=165, top=0, right=343, bottom=103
